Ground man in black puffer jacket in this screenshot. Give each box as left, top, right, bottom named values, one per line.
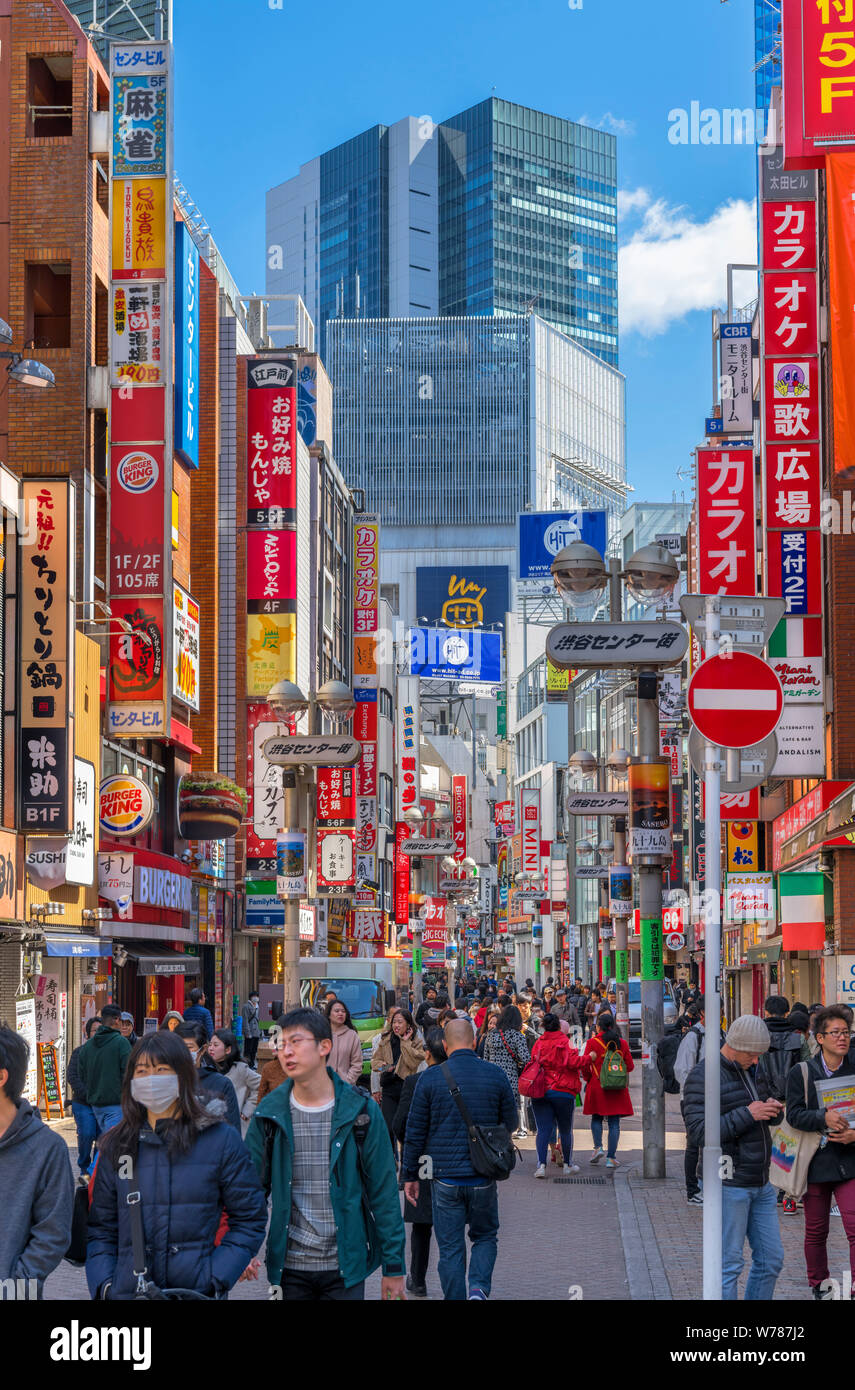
left=683, top=1014, right=785, bottom=1301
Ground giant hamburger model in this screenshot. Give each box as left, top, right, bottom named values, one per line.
left=177, top=772, right=247, bottom=840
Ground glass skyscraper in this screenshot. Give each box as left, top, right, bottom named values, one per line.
left=754, top=0, right=782, bottom=114
left=267, top=98, right=618, bottom=367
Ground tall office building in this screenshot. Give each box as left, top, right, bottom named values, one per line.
left=64, top=0, right=170, bottom=61
left=326, top=312, right=625, bottom=624
left=754, top=0, right=781, bottom=115
left=267, top=98, right=618, bottom=366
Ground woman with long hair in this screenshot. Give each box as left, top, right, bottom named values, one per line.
left=530, top=1012, right=584, bottom=1179
left=85, top=1031, right=266, bottom=1300
left=207, top=1028, right=261, bottom=1136
left=371, top=1007, right=425, bottom=1145
left=325, top=999, right=363, bottom=1086
left=582, top=1009, right=634, bottom=1169
left=482, top=1005, right=530, bottom=1128
left=393, top=1028, right=447, bottom=1299
left=476, top=1007, right=499, bottom=1058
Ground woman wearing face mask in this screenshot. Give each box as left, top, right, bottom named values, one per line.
left=174, top=1021, right=241, bottom=1132
left=207, top=1028, right=261, bottom=1136
left=85, top=1031, right=267, bottom=1300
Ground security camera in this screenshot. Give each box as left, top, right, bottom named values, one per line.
left=181, top=849, right=193, bottom=864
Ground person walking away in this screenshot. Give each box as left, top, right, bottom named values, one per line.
left=756, top=994, right=811, bottom=1214
left=326, top=999, right=363, bottom=1086
left=582, top=1010, right=634, bottom=1169
left=530, top=1012, right=584, bottom=1178
left=371, top=1008, right=424, bottom=1148
left=241, top=991, right=262, bottom=1070
left=401, top=1018, right=517, bottom=1301
left=393, top=1028, right=447, bottom=1298
left=86, top=1030, right=267, bottom=1300
left=785, top=1005, right=855, bottom=1298
left=175, top=1022, right=241, bottom=1131
left=482, top=1004, right=530, bottom=1138
left=674, top=1006, right=708, bottom=1205
left=67, top=1016, right=100, bottom=1178
left=183, top=987, right=214, bottom=1041
left=78, top=1003, right=132, bottom=1136
left=683, top=1015, right=784, bottom=1301
left=245, top=1007, right=405, bottom=1301
left=0, top=1026, right=74, bottom=1299
left=119, top=1013, right=138, bottom=1047
left=208, top=1028, right=261, bottom=1136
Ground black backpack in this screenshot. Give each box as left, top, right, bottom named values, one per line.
left=657, top=1023, right=697, bottom=1095
left=755, top=1031, right=803, bottom=1103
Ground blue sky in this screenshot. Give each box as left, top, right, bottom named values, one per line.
left=173, top=0, right=765, bottom=500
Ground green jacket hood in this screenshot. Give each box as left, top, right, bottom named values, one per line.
left=92, top=1025, right=126, bottom=1050
left=255, top=1065, right=364, bottom=1128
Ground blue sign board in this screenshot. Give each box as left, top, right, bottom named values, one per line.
left=518, top=510, right=607, bottom=581
left=416, top=566, right=509, bottom=628
left=246, top=891, right=285, bottom=929
left=409, top=628, right=502, bottom=682
left=174, top=222, right=200, bottom=468
left=705, top=417, right=723, bottom=435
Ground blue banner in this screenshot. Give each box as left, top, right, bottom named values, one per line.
left=416, top=566, right=509, bottom=628
left=518, top=510, right=607, bottom=581
left=174, top=222, right=200, bottom=468
left=408, top=628, right=502, bottom=682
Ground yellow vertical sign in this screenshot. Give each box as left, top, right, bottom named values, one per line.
left=726, top=821, right=759, bottom=872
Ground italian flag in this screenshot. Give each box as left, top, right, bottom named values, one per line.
left=768, top=617, right=822, bottom=659
left=779, top=872, right=826, bottom=952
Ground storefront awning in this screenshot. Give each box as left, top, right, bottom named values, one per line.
left=747, top=937, right=783, bottom=965
left=122, top=947, right=201, bottom=976
left=43, top=933, right=112, bottom=958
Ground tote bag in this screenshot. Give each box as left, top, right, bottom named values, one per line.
left=769, top=1063, right=822, bottom=1199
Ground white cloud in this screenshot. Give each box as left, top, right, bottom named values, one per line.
left=577, top=112, right=636, bottom=137
left=617, top=187, right=651, bottom=221
left=618, top=196, right=757, bottom=336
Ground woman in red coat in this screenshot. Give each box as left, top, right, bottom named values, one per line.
left=529, top=1013, right=584, bottom=1179
left=582, top=1009, right=634, bottom=1169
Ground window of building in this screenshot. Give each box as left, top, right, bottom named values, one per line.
left=322, top=570, right=334, bottom=637
left=25, top=262, right=71, bottom=349
left=379, top=773, right=393, bottom=829
left=379, top=688, right=393, bottom=722
left=27, top=55, right=73, bottom=137
left=380, top=583, right=399, bottom=614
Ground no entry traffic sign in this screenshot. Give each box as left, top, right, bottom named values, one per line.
left=688, top=652, right=784, bottom=749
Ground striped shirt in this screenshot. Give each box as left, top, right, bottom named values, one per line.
left=284, top=1096, right=336, bottom=1270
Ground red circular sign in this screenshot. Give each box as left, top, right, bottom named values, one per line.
left=688, top=652, right=783, bottom=749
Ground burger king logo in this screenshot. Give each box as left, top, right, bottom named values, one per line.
left=117, top=450, right=159, bottom=495
left=99, top=775, right=155, bottom=838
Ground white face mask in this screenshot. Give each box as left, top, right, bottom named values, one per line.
left=131, top=1074, right=180, bottom=1112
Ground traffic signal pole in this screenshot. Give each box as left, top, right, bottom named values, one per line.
left=702, top=596, right=723, bottom=1300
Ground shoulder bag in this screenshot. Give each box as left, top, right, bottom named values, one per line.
left=769, top=1062, right=822, bottom=1199
left=441, top=1062, right=517, bottom=1181
left=121, top=1174, right=215, bottom=1301
left=497, top=1029, right=525, bottom=1075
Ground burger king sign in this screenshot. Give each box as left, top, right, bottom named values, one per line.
left=99, top=775, right=155, bottom=839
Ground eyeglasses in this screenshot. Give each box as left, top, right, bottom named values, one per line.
left=278, top=1034, right=318, bottom=1050
left=820, top=1030, right=850, bottom=1040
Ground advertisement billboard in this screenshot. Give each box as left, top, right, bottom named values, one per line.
left=174, top=221, right=200, bottom=469
left=628, top=759, right=671, bottom=859
left=246, top=357, right=297, bottom=527
left=518, top=510, right=608, bottom=581
left=416, top=566, right=509, bottom=628
left=719, top=324, right=753, bottom=434
left=408, top=628, right=502, bottom=682
left=695, top=448, right=756, bottom=595
left=826, top=153, right=855, bottom=478
left=172, top=583, right=200, bottom=710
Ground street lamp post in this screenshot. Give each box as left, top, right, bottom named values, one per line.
left=267, top=678, right=356, bottom=1012
left=551, top=540, right=680, bottom=1182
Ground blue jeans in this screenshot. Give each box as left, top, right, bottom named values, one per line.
left=71, top=1101, right=98, bottom=1175
left=721, top=1183, right=785, bottom=1301
left=91, top=1104, right=122, bottom=1136
left=590, top=1113, right=621, bottom=1158
left=431, top=1180, right=500, bottom=1300
left=532, top=1092, right=576, bottom=1164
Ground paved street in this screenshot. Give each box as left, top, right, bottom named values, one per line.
left=43, top=1072, right=848, bottom=1302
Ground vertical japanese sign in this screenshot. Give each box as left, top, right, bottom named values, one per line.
left=316, top=767, right=355, bottom=896
left=695, top=448, right=756, bottom=595
left=453, top=776, right=469, bottom=865
left=172, top=582, right=200, bottom=710
left=394, top=822, right=410, bottom=925
left=396, top=676, right=420, bottom=820
left=628, top=760, right=671, bottom=859
left=782, top=0, right=855, bottom=164
left=174, top=221, right=199, bottom=469
left=246, top=702, right=282, bottom=874
left=520, top=787, right=540, bottom=876
left=759, top=145, right=825, bottom=779
left=245, top=357, right=297, bottom=696
left=108, top=41, right=172, bottom=740
left=353, top=515, right=380, bottom=901
left=719, top=323, right=753, bottom=433
left=18, top=480, right=74, bottom=831
left=826, top=152, right=855, bottom=479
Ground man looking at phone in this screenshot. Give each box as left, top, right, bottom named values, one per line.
left=683, top=1014, right=785, bottom=1300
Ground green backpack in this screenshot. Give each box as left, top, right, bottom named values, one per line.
left=599, top=1041, right=628, bottom=1090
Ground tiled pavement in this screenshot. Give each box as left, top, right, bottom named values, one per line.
left=43, top=1072, right=850, bottom=1302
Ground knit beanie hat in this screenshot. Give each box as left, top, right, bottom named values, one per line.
left=725, top=1015, right=771, bottom=1054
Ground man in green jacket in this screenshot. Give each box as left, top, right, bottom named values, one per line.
left=245, top=1006, right=406, bottom=1301
left=77, top=1004, right=131, bottom=1135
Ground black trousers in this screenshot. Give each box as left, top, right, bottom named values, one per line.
left=681, top=1099, right=701, bottom=1197
left=244, top=1036, right=259, bottom=1069
left=282, top=1269, right=365, bottom=1300
left=410, top=1222, right=432, bottom=1286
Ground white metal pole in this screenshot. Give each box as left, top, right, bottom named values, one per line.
left=702, top=595, right=723, bottom=1301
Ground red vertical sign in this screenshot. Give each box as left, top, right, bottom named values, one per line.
left=394, top=822, right=410, bottom=925
left=695, top=448, right=756, bottom=595
left=452, top=776, right=467, bottom=864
